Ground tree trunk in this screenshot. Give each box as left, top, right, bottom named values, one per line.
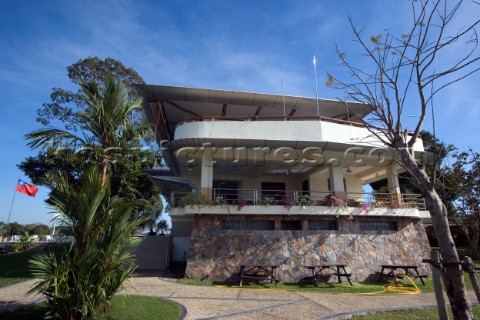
left=470, top=227, right=480, bottom=260
left=101, top=157, right=109, bottom=187
left=395, top=141, right=473, bottom=319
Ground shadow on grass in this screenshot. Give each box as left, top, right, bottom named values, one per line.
left=0, top=303, right=46, bottom=320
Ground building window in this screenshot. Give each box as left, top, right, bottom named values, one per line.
left=359, top=221, right=398, bottom=231
left=261, top=182, right=286, bottom=204
left=308, top=220, right=338, bottom=230
left=213, top=180, right=240, bottom=203
left=251, top=220, right=275, bottom=230
left=223, top=220, right=274, bottom=230
left=222, top=220, right=249, bottom=230
left=281, top=220, right=302, bottom=230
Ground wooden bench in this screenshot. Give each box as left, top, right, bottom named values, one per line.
left=331, top=272, right=353, bottom=285
left=392, top=274, right=428, bottom=286
left=377, top=268, right=428, bottom=285
left=240, top=275, right=280, bottom=282
left=303, top=274, right=332, bottom=286
left=378, top=265, right=421, bottom=281
left=303, top=264, right=353, bottom=286
left=239, top=264, right=280, bottom=287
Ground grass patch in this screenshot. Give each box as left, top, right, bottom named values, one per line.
left=0, top=245, right=68, bottom=287
left=178, top=274, right=480, bottom=295
left=0, top=303, right=46, bottom=320
left=0, top=278, right=29, bottom=288
left=0, top=251, right=38, bottom=279
left=177, top=277, right=430, bottom=294
left=0, top=295, right=182, bottom=320
left=0, top=238, right=142, bottom=288
left=351, top=305, right=480, bottom=319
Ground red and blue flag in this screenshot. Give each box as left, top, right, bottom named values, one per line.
left=16, top=179, right=39, bottom=197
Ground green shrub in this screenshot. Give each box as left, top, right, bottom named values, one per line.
left=177, top=192, right=209, bottom=208
left=10, top=233, right=34, bottom=252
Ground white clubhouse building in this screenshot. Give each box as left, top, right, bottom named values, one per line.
left=138, top=85, right=430, bottom=282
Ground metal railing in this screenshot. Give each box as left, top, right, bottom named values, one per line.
left=402, top=193, right=426, bottom=210
left=347, top=192, right=426, bottom=210
left=213, top=188, right=257, bottom=205
left=347, top=192, right=393, bottom=205
left=169, top=191, right=194, bottom=206
left=175, top=115, right=367, bottom=130
left=169, top=189, right=426, bottom=210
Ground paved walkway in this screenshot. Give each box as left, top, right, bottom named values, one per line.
left=0, top=277, right=477, bottom=319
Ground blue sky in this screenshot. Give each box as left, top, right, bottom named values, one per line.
left=1, top=0, right=479, bottom=226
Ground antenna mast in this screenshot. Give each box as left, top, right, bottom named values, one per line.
left=313, top=54, right=320, bottom=118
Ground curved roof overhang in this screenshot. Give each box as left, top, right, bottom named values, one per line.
left=137, top=84, right=371, bottom=140
left=137, top=84, right=372, bottom=172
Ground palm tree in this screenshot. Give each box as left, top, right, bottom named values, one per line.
left=28, top=168, right=149, bottom=319
left=26, top=79, right=145, bottom=185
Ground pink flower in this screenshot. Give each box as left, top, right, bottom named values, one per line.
left=326, top=195, right=345, bottom=208
left=362, top=203, right=370, bottom=214
left=237, top=200, right=247, bottom=211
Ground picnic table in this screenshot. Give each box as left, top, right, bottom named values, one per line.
left=239, top=264, right=280, bottom=287
left=378, top=264, right=428, bottom=285
left=303, top=264, right=353, bottom=286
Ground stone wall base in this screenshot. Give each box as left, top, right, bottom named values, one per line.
left=185, top=215, right=431, bottom=283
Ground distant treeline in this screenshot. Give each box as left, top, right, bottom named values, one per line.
left=0, top=221, right=70, bottom=236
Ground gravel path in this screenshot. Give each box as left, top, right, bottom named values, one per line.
left=0, top=279, right=43, bottom=313
left=1, top=277, right=477, bottom=319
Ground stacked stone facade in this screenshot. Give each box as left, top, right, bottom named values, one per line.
left=185, top=214, right=431, bottom=282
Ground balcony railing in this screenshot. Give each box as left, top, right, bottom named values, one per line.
left=169, top=189, right=426, bottom=210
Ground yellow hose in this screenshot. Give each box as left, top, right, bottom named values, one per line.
left=384, top=274, right=421, bottom=294
left=345, top=274, right=421, bottom=295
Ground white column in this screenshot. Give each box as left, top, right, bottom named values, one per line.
left=200, top=148, right=213, bottom=201
left=386, top=165, right=402, bottom=205
left=328, top=164, right=345, bottom=198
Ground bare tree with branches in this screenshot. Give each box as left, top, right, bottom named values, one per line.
left=327, top=0, right=480, bottom=318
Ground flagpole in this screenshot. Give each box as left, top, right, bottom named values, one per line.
left=313, top=54, right=320, bottom=118
left=6, top=179, right=18, bottom=227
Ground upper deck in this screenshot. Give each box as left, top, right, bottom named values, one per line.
left=138, top=84, right=371, bottom=141
left=173, top=116, right=425, bottom=152
left=138, top=84, right=427, bottom=169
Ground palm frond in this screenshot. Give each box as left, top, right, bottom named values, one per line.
left=25, top=128, right=85, bottom=150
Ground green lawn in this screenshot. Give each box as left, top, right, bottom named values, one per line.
left=0, top=251, right=38, bottom=279
left=0, top=245, right=69, bottom=288
left=0, top=295, right=182, bottom=320
left=178, top=274, right=480, bottom=295
left=178, top=277, right=415, bottom=294
left=0, top=278, right=29, bottom=288
left=351, top=305, right=480, bottom=319
left=0, top=239, right=142, bottom=288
